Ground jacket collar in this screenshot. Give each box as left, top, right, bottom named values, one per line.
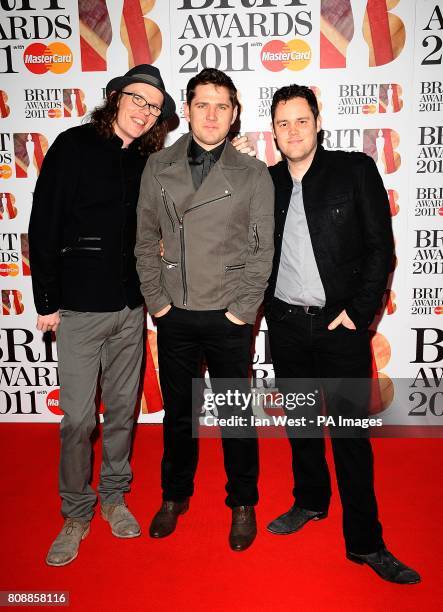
left=271, top=144, right=326, bottom=189
left=301, top=144, right=325, bottom=183
left=154, top=133, right=247, bottom=215
left=157, top=132, right=248, bottom=169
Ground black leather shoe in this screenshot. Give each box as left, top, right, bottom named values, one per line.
left=229, top=506, right=257, bottom=552
left=267, top=505, right=327, bottom=535
left=149, top=499, right=189, bottom=538
left=347, top=548, right=421, bottom=584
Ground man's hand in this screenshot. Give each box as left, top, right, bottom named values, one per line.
left=159, top=239, right=164, bottom=257
left=154, top=304, right=172, bottom=318
left=231, top=135, right=256, bottom=157
left=36, top=311, right=60, bottom=333
left=225, top=311, right=246, bottom=325
left=327, top=309, right=356, bottom=331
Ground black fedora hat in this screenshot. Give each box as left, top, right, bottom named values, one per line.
left=106, top=64, right=176, bottom=120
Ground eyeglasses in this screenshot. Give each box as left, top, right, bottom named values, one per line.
left=121, top=91, right=163, bottom=117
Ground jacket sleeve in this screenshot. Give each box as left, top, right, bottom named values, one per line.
left=346, top=155, right=394, bottom=329
left=28, top=131, right=79, bottom=315
left=227, top=163, right=275, bottom=324
left=135, top=157, right=171, bottom=314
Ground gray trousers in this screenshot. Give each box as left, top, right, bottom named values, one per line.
left=56, top=306, right=144, bottom=520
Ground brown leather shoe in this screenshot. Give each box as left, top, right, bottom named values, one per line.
left=149, top=499, right=189, bottom=538
left=229, top=506, right=257, bottom=552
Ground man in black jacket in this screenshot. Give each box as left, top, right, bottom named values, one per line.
left=28, top=65, right=176, bottom=566
left=265, top=85, right=420, bottom=584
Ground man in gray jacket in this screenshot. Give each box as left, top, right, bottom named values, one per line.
left=135, top=68, right=274, bottom=551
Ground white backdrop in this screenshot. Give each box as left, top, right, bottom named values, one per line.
left=0, top=0, right=442, bottom=427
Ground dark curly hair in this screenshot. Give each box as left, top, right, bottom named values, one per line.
left=89, top=90, right=167, bottom=157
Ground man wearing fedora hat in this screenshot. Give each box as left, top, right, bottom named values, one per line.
left=29, top=65, right=176, bottom=566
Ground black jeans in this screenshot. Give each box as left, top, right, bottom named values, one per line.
left=266, top=297, right=384, bottom=554
left=156, top=306, right=258, bottom=508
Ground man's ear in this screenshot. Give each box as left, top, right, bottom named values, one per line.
left=316, top=114, right=322, bottom=134
left=184, top=102, right=190, bottom=123
left=230, top=104, right=238, bottom=126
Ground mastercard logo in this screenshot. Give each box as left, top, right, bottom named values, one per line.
left=48, top=108, right=63, bottom=119
left=46, top=388, right=63, bottom=415
left=261, top=39, right=312, bottom=72
left=0, top=165, right=12, bottom=179
left=23, top=42, right=73, bottom=75
left=434, top=306, right=443, bottom=315
left=0, top=263, right=19, bottom=276
left=438, top=207, right=443, bottom=216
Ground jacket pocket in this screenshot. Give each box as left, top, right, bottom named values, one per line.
left=61, top=236, right=103, bottom=257
left=330, top=205, right=346, bottom=225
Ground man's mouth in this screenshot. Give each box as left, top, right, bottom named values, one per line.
left=132, top=117, right=146, bottom=127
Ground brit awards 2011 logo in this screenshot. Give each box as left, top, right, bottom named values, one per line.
left=337, top=83, right=403, bottom=115
left=412, top=230, right=443, bottom=276
left=411, top=288, right=443, bottom=316
left=320, top=0, right=406, bottom=68
left=0, top=234, right=30, bottom=277
left=78, top=0, right=162, bottom=71
left=0, top=133, right=48, bottom=180
left=0, top=234, right=19, bottom=277
left=417, top=126, right=443, bottom=175
left=23, top=89, right=87, bottom=119
left=418, top=82, right=443, bottom=113
left=414, top=187, right=443, bottom=218
left=0, top=1, right=73, bottom=75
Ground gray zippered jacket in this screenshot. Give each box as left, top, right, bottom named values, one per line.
left=135, top=132, right=275, bottom=324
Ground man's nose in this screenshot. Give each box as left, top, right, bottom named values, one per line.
left=206, top=106, right=217, bottom=121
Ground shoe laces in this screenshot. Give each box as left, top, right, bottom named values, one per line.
left=64, top=518, right=86, bottom=535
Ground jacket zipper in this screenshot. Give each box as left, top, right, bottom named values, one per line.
left=161, top=188, right=175, bottom=233
left=177, top=214, right=187, bottom=305
left=173, top=192, right=231, bottom=307
left=161, top=256, right=178, bottom=269
left=61, top=246, right=102, bottom=254
left=225, top=263, right=245, bottom=271
left=252, top=223, right=259, bottom=255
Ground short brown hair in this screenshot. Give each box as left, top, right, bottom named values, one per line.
left=186, top=68, right=238, bottom=109
left=271, top=84, right=320, bottom=124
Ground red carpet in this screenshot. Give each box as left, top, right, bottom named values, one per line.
left=0, top=424, right=442, bottom=611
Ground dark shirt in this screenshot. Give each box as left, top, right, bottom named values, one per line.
left=188, top=137, right=225, bottom=189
